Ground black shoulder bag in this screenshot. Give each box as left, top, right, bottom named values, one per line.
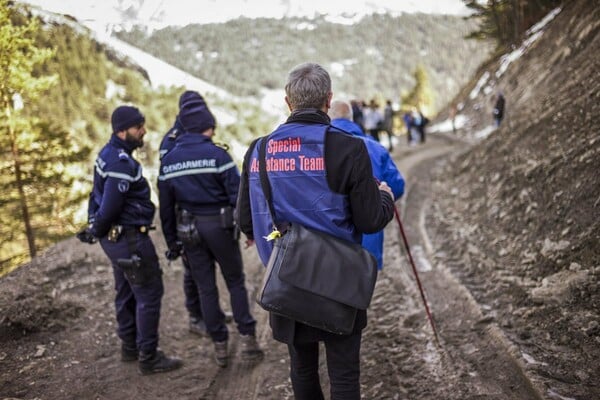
left=256, top=135, right=378, bottom=335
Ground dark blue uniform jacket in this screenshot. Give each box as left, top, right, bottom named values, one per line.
left=88, top=134, right=155, bottom=237
left=158, top=133, right=240, bottom=246
left=159, top=118, right=184, bottom=160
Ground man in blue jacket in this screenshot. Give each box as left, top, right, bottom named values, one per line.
left=237, top=63, right=394, bottom=400
left=158, top=96, right=262, bottom=368
left=77, top=105, right=182, bottom=375
left=329, top=99, right=405, bottom=270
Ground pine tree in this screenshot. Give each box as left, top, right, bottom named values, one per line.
left=401, top=65, right=434, bottom=115
left=0, top=1, right=89, bottom=267
left=463, top=0, right=562, bottom=48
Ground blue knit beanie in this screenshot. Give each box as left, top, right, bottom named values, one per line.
left=178, top=90, right=206, bottom=109
left=111, top=105, right=145, bottom=133
left=178, top=97, right=216, bottom=133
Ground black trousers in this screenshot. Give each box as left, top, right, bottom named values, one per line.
left=288, top=331, right=362, bottom=400
left=181, top=252, right=202, bottom=319
left=184, top=218, right=256, bottom=342
left=100, top=233, right=163, bottom=354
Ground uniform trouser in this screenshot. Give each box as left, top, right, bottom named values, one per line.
left=288, top=332, right=362, bottom=400
left=181, top=253, right=202, bottom=319
left=184, top=218, right=256, bottom=342
left=100, top=233, right=164, bottom=354
left=386, top=129, right=394, bottom=151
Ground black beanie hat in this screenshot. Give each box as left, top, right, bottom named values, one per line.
left=178, top=97, right=216, bottom=133
left=178, top=90, right=206, bottom=109
left=111, top=105, right=145, bottom=133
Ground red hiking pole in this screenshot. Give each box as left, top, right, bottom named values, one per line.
left=393, top=205, right=440, bottom=345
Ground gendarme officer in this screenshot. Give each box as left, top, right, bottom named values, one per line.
left=78, top=105, right=182, bottom=375
left=159, top=91, right=207, bottom=336
left=158, top=96, right=263, bottom=368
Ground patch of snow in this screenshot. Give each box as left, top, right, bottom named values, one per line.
left=324, top=13, right=363, bottom=25
left=294, top=21, right=316, bottom=30
left=412, top=245, right=432, bottom=272
left=330, top=62, right=346, bottom=77
left=473, top=125, right=496, bottom=139
left=259, top=88, right=289, bottom=124
left=24, top=0, right=470, bottom=31
left=527, top=7, right=562, bottom=36
left=228, top=138, right=247, bottom=164
left=84, top=31, right=243, bottom=124
left=522, top=352, right=548, bottom=365
left=496, top=40, right=526, bottom=78
left=105, top=80, right=124, bottom=100
left=469, top=71, right=490, bottom=99
left=547, top=389, right=576, bottom=400
left=428, top=115, right=468, bottom=133
left=496, top=8, right=561, bottom=78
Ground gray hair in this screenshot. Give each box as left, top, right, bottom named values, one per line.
left=285, top=62, right=331, bottom=110
left=328, top=100, right=353, bottom=121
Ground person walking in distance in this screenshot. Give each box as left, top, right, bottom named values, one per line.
left=237, top=63, right=394, bottom=400
left=363, top=99, right=383, bottom=143
left=493, top=91, right=505, bottom=127
left=77, top=105, right=183, bottom=375
left=402, top=111, right=413, bottom=145
left=158, top=95, right=263, bottom=368
left=329, top=99, right=405, bottom=270
left=383, top=99, right=395, bottom=152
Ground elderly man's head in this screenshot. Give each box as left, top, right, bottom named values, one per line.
left=285, top=63, right=332, bottom=111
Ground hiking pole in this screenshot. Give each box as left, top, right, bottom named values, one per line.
left=393, top=205, right=440, bottom=346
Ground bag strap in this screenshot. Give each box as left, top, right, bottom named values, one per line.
left=257, top=136, right=277, bottom=224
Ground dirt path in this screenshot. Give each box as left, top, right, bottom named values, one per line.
left=0, top=134, right=548, bottom=399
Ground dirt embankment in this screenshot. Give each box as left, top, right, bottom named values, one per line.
left=427, top=0, right=600, bottom=398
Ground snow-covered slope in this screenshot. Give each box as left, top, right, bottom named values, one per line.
left=27, top=5, right=287, bottom=126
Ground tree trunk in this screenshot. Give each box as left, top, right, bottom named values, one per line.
left=7, top=109, right=36, bottom=258
left=490, top=0, right=506, bottom=46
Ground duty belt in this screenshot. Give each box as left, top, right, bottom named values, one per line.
left=123, top=225, right=155, bottom=234
left=191, top=214, right=221, bottom=222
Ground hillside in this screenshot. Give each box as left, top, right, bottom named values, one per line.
left=116, top=13, right=492, bottom=111
left=1, top=3, right=278, bottom=270
left=427, top=0, right=599, bottom=397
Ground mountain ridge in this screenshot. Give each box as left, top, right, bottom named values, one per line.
left=116, top=12, right=492, bottom=112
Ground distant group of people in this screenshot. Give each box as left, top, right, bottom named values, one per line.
left=78, top=62, right=406, bottom=399
left=350, top=99, right=396, bottom=152
left=351, top=99, right=430, bottom=149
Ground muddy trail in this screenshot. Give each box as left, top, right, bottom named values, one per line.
left=1, top=133, right=571, bottom=400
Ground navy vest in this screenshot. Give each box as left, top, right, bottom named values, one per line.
left=248, top=123, right=360, bottom=265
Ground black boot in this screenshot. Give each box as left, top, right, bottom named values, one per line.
left=121, top=343, right=138, bottom=362
left=138, top=350, right=183, bottom=375
left=188, top=316, right=208, bottom=336
left=240, top=334, right=264, bottom=362
left=214, top=340, right=228, bottom=368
